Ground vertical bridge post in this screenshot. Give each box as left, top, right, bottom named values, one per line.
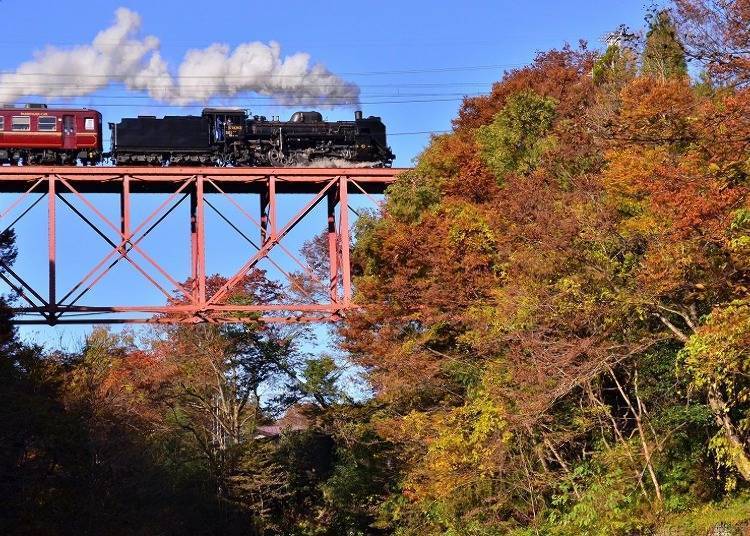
left=260, top=182, right=268, bottom=244
left=47, top=174, right=56, bottom=324
left=190, top=176, right=207, bottom=306
left=339, top=176, right=352, bottom=307
left=195, top=176, right=206, bottom=305
left=269, top=175, right=277, bottom=240
left=327, top=186, right=339, bottom=305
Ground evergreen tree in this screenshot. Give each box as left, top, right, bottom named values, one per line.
left=593, top=26, right=638, bottom=86
left=476, top=90, right=557, bottom=182
left=641, top=9, right=688, bottom=79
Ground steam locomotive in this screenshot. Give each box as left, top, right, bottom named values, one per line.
left=112, top=108, right=395, bottom=167
left=0, top=104, right=395, bottom=167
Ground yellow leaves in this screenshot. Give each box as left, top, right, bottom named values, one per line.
left=400, top=363, right=511, bottom=502
left=728, top=208, right=750, bottom=270
left=445, top=202, right=498, bottom=259
left=681, top=299, right=750, bottom=399
left=601, top=147, right=673, bottom=243
left=414, top=131, right=477, bottom=181
left=462, top=285, right=540, bottom=346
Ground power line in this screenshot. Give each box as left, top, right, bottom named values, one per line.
left=12, top=96, right=485, bottom=108
left=0, top=81, right=494, bottom=90
left=0, top=63, right=515, bottom=78
left=2, top=91, right=484, bottom=100
left=0, top=38, right=552, bottom=50
left=388, top=130, right=451, bottom=136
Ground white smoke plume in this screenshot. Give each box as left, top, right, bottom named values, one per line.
left=0, top=8, right=360, bottom=107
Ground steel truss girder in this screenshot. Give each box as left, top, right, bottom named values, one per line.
left=0, top=166, right=402, bottom=325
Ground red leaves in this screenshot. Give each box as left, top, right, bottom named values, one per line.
left=455, top=47, right=595, bottom=132
left=616, top=77, right=696, bottom=145
left=673, top=0, right=750, bottom=87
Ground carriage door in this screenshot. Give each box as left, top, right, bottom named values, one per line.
left=62, top=115, right=76, bottom=149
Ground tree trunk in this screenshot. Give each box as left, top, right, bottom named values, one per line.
left=708, top=387, right=750, bottom=481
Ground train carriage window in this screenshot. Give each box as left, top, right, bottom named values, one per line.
left=84, top=118, right=95, bottom=131
left=11, top=116, right=30, bottom=131
left=38, top=116, right=57, bottom=131
left=0, top=117, right=4, bottom=131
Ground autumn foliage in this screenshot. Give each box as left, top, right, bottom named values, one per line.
left=339, top=3, right=750, bottom=534
left=6, top=2, right=750, bottom=535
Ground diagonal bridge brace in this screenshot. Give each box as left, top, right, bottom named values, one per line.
left=206, top=176, right=339, bottom=307
left=54, top=175, right=198, bottom=317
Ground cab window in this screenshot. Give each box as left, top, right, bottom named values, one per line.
left=84, top=118, right=95, bottom=131
left=12, top=116, right=30, bottom=131
left=38, top=116, right=57, bottom=131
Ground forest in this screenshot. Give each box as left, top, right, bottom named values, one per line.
left=4, top=0, right=750, bottom=534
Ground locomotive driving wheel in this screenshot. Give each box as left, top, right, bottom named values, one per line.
left=267, top=149, right=288, bottom=167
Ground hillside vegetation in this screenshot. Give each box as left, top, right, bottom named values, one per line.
left=3, top=1, right=750, bottom=534
left=340, top=1, right=750, bottom=533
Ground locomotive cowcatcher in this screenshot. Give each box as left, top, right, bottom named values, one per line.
left=0, top=104, right=103, bottom=165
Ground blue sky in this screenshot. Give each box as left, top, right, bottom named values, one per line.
left=0, top=0, right=657, bottom=346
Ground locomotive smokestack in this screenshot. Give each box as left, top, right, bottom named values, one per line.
left=354, top=110, right=363, bottom=120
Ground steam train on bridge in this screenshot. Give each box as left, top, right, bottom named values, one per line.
left=0, top=104, right=395, bottom=167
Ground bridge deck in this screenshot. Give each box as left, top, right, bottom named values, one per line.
left=0, top=166, right=405, bottom=194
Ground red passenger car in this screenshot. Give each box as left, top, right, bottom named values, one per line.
left=0, top=104, right=102, bottom=165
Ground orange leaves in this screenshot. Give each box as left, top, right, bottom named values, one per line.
left=342, top=31, right=750, bottom=529
left=344, top=64, right=750, bottom=429
left=415, top=131, right=498, bottom=204
left=416, top=132, right=476, bottom=179
left=601, top=140, right=746, bottom=303
left=616, top=77, right=696, bottom=145
left=455, top=46, right=595, bottom=132
left=694, top=89, right=750, bottom=165
left=604, top=144, right=745, bottom=240
left=442, top=152, right=499, bottom=204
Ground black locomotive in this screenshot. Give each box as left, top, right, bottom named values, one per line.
left=109, top=109, right=395, bottom=167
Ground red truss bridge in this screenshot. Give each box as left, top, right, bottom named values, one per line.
left=0, top=166, right=404, bottom=325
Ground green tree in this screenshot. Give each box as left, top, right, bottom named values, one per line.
left=681, top=300, right=750, bottom=483
left=641, top=9, right=688, bottom=79
left=476, top=90, right=557, bottom=181
left=593, top=28, right=638, bottom=86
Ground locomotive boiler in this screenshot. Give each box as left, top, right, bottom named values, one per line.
left=110, top=108, right=395, bottom=167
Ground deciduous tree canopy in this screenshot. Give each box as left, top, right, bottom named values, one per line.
left=5, top=1, right=750, bottom=534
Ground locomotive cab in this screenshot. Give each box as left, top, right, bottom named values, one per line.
left=202, top=108, right=247, bottom=143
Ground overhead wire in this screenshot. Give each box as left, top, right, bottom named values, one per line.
left=388, top=130, right=451, bottom=136
left=12, top=95, right=488, bottom=108
left=0, top=81, right=494, bottom=89
left=0, top=61, right=503, bottom=109
left=0, top=63, right=518, bottom=78
left=0, top=89, right=485, bottom=99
